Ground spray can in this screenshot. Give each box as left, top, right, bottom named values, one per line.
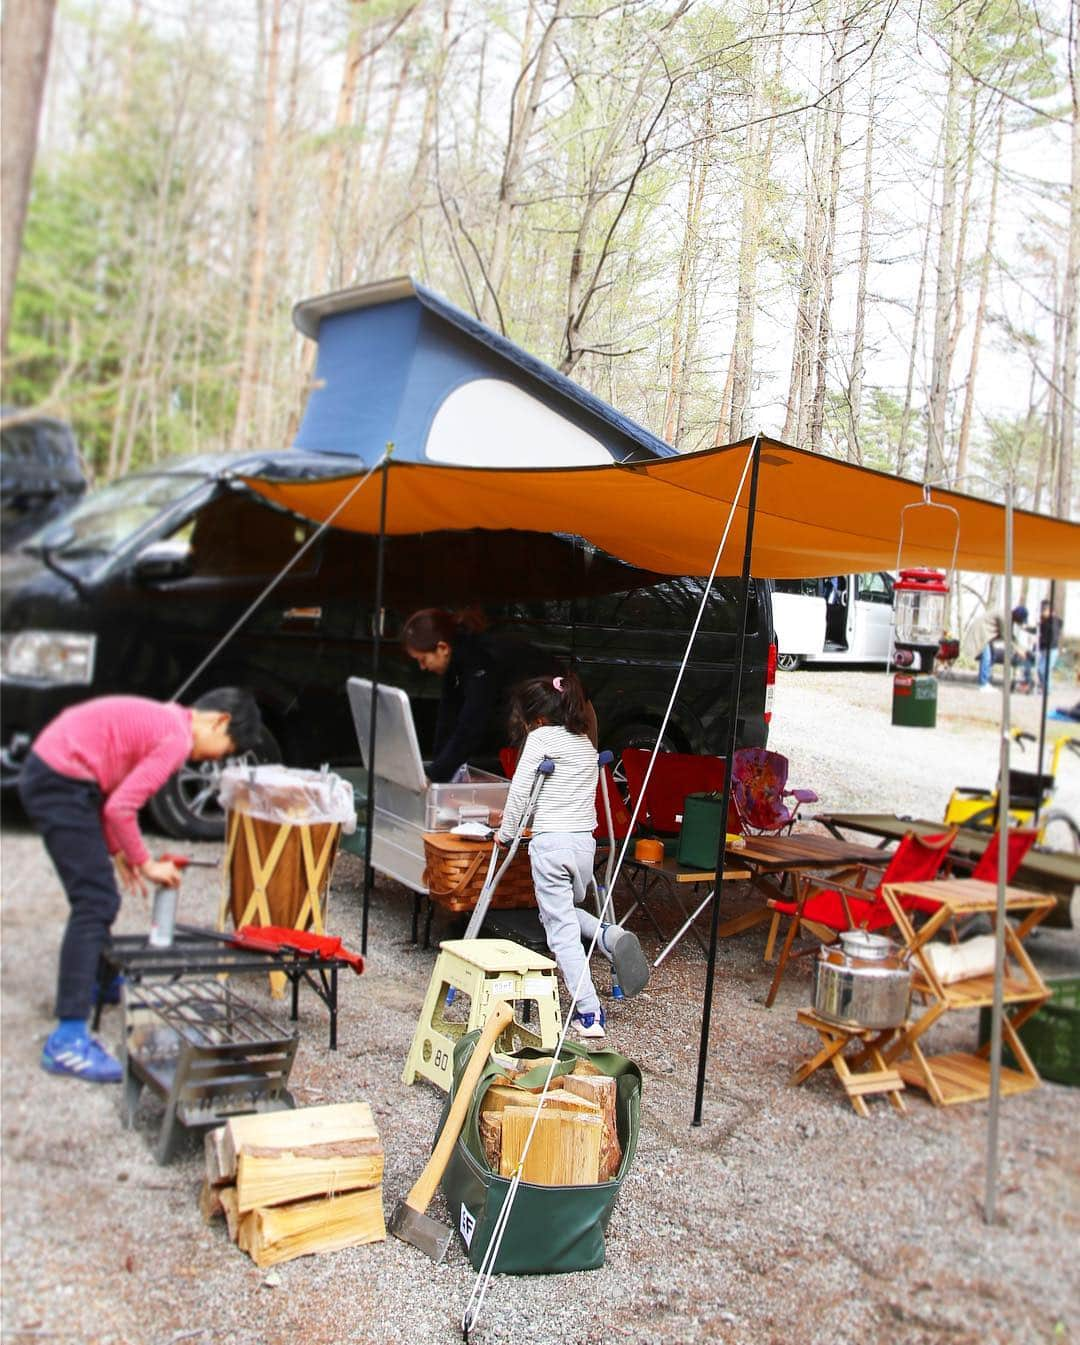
left=148, top=885, right=178, bottom=948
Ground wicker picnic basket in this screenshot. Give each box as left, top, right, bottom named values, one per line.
left=421, top=833, right=536, bottom=913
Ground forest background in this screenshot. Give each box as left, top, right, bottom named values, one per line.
left=1, top=0, right=1077, bottom=627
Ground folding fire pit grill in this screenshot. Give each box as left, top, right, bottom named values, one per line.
left=93, top=926, right=351, bottom=1049
left=122, top=976, right=298, bottom=1163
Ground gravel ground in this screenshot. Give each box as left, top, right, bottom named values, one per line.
left=2, top=669, right=1078, bottom=1345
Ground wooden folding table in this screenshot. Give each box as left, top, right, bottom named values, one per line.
left=880, top=877, right=1056, bottom=1106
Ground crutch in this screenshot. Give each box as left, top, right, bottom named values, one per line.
left=591, top=751, right=625, bottom=997
left=461, top=755, right=554, bottom=940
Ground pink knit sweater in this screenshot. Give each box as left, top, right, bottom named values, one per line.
left=33, top=696, right=193, bottom=866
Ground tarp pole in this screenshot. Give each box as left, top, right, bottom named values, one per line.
left=361, top=453, right=391, bottom=955
left=693, top=433, right=762, bottom=1126
left=985, top=478, right=1013, bottom=1224
left=1034, top=578, right=1055, bottom=826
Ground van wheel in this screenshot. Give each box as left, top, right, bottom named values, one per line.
left=148, top=727, right=282, bottom=841
left=776, top=653, right=803, bottom=672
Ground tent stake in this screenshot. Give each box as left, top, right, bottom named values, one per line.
left=361, top=450, right=392, bottom=955
left=693, top=433, right=762, bottom=1126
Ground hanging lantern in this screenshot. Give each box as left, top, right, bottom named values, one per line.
left=893, top=567, right=949, bottom=665
left=890, top=492, right=958, bottom=730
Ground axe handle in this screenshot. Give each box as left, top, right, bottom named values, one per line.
left=405, top=999, right=515, bottom=1214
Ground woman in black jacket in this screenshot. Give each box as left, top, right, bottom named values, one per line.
left=401, top=609, right=561, bottom=782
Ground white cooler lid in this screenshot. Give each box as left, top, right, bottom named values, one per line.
left=346, top=677, right=428, bottom=793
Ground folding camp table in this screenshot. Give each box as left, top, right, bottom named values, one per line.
left=620, top=832, right=895, bottom=968
left=618, top=852, right=753, bottom=966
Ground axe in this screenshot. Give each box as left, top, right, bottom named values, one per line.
left=389, top=999, right=514, bottom=1261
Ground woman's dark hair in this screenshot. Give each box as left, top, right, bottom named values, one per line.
left=401, top=607, right=487, bottom=654
left=508, top=670, right=590, bottom=743
left=193, top=687, right=264, bottom=754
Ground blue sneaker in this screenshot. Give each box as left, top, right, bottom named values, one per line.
left=571, top=1007, right=606, bottom=1040
left=41, top=1029, right=123, bottom=1084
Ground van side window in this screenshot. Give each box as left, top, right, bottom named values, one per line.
left=178, top=492, right=318, bottom=577
left=773, top=578, right=818, bottom=598
left=857, top=572, right=892, bottom=604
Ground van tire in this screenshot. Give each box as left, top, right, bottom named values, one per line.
left=775, top=653, right=803, bottom=672
left=148, top=726, right=282, bottom=841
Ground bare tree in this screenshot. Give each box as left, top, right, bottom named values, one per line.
left=1, top=0, right=57, bottom=356
left=232, top=0, right=283, bottom=452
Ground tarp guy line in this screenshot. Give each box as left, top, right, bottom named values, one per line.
left=171, top=455, right=387, bottom=701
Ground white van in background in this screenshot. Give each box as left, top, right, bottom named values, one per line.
left=771, top=572, right=895, bottom=670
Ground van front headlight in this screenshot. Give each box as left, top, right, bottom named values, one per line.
left=0, top=631, right=97, bottom=685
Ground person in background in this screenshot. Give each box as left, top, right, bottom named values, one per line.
left=974, top=605, right=1028, bottom=692
left=1012, top=607, right=1037, bottom=693
left=19, top=688, right=264, bottom=1083
left=1036, top=599, right=1063, bottom=693
left=402, top=607, right=595, bottom=783
left=496, top=672, right=648, bottom=1040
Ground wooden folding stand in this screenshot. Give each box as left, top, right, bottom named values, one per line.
left=791, top=1009, right=907, bottom=1117
left=880, top=878, right=1055, bottom=1106
left=218, top=808, right=342, bottom=998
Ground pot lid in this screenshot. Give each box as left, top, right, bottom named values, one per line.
left=839, top=929, right=895, bottom=960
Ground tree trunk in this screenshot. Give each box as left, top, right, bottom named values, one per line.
left=897, top=136, right=940, bottom=478
left=482, top=0, right=566, bottom=328
left=925, top=13, right=961, bottom=482
left=809, top=13, right=849, bottom=454
left=723, top=0, right=784, bottom=444
left=782, top=9, right=834, bottom=446
left=296, top=2, right=367, bottom=406
left=1, top=0, right=57, bottom=356
left=1058, top=10, right=1079, bottom=519
left=663, top=131, right=707, bottom=445
left=846, top=49, right=878, bottom=463
left=955, top=99, right=1004, bottom=485
left=231, top=0, right=283, bottom=452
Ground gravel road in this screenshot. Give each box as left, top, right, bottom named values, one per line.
left=2, top=670, right=1078, bottom=1345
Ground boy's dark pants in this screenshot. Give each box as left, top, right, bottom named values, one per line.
left=18, top=752, right=122, bottom=1021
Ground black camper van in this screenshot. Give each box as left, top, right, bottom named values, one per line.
left=0, top=453, right=775, bottom=838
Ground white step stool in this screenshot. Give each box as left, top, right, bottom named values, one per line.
left=402, top=938, right=562, bottom=1092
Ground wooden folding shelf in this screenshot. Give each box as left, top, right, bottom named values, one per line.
left=880, top=878, right=1055, bottom=1107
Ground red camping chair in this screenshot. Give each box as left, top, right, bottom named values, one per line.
left=897, top=827, right=1040, bottom=920
left=730, top=747, right=818, bottom=836
left=619, top=748, right=738, bottom=836
left=763, top=829, right=957, bottom=1008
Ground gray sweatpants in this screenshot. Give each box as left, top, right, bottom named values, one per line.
left=528, top=832, right=602, bottom=1019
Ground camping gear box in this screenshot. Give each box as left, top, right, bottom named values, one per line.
left=346, top=678, right=510, bottom=892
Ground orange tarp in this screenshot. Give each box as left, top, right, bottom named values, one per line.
left=242, top=437, right=1080, bottom=580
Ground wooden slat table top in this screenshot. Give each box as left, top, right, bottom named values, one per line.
left=882, top=876, right=1057, bottom=916
left=727, top=832, right=892, bottom=870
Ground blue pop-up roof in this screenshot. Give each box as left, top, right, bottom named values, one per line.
left=291, top=277, right=676, bottom=467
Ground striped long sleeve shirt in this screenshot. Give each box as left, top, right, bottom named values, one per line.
left=497, top=725, right=597, bottom=843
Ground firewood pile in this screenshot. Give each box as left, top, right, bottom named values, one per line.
left=478, top=1057, right=622, bottom=1186
left=200, top=1102, right=385, bottom=1266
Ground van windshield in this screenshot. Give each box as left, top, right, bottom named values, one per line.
left=29, top=472, right=204, bottom=557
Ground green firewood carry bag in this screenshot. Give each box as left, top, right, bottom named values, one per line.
left=437, top=1033, right=642, bottom=1274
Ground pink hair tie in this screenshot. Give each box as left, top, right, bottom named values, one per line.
left=552, top=676, right=565, bottom=693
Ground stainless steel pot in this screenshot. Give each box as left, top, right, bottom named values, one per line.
left=812, top=930, right=911, bottom=1030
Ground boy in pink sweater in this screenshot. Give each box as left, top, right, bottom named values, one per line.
left=19, top=688, right=264, bottom=1083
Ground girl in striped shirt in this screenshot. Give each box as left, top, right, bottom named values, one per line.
left=497, top=672, right=647, bottom=1040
